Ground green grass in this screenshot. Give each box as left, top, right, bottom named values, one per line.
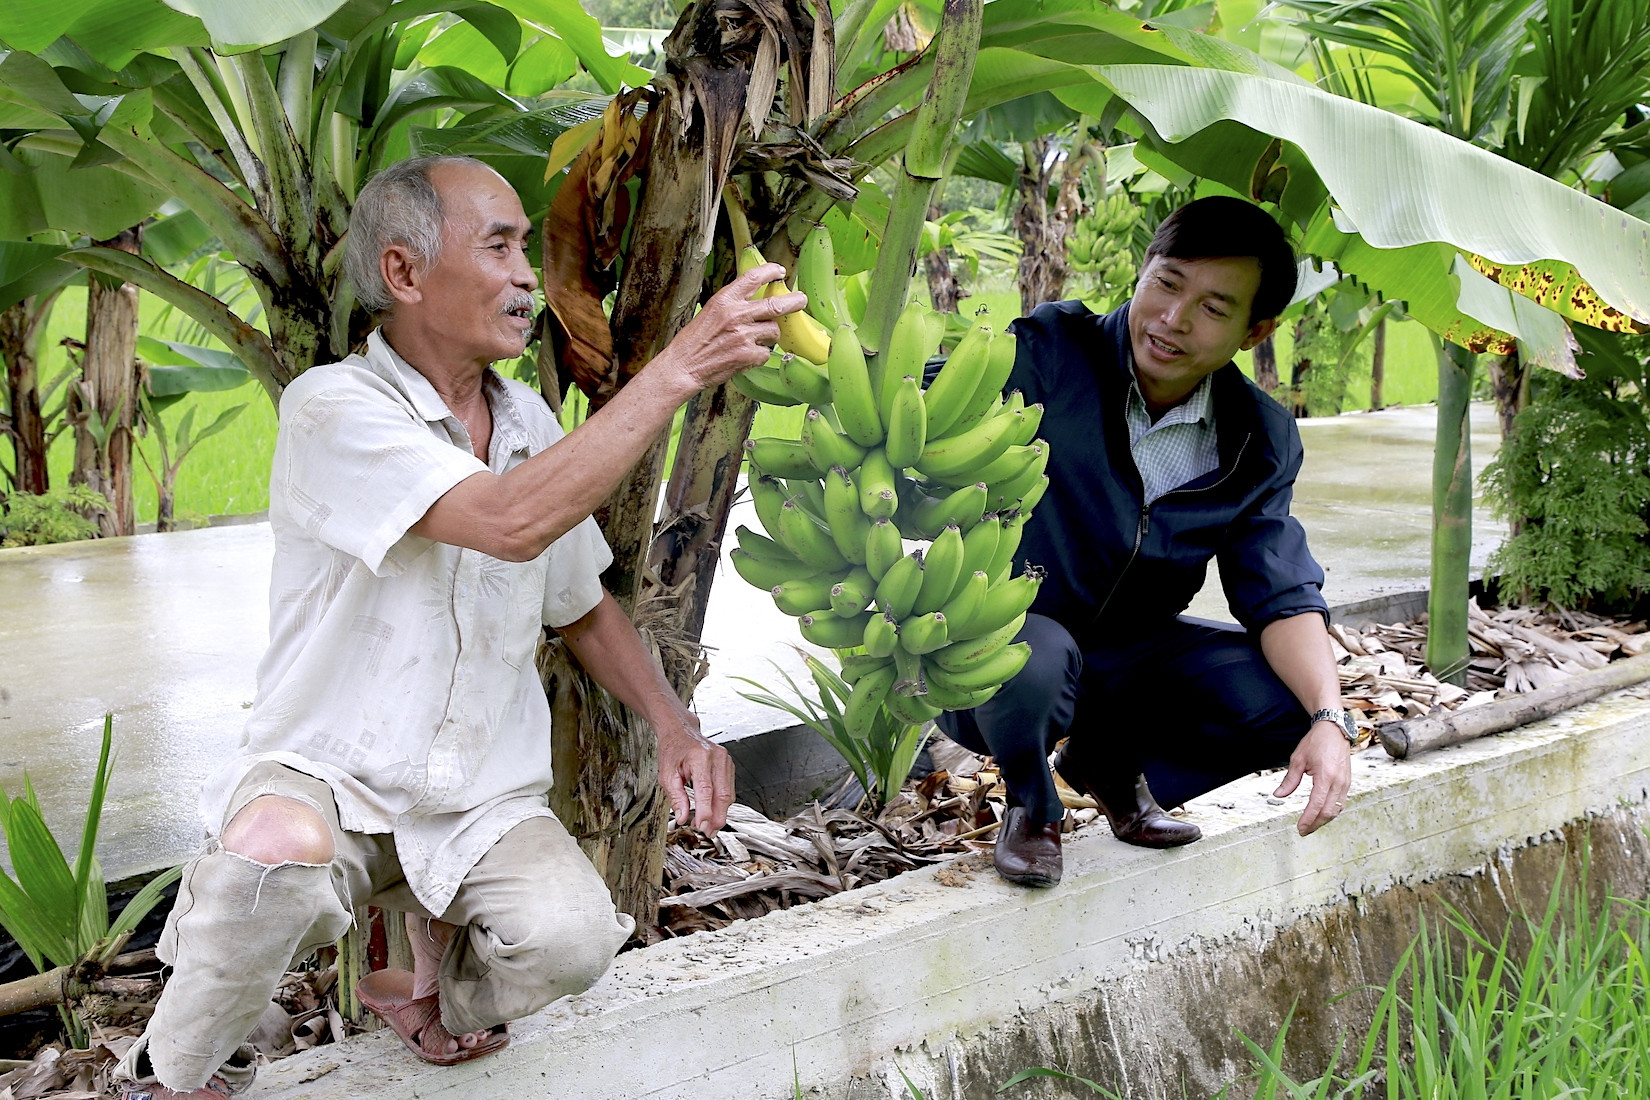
left=4, top=277, right=1440, bottom=528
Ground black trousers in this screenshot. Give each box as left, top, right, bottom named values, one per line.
left=935, top=613, right=1311, bottom=824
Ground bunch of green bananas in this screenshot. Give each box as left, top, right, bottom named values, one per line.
left=728, top=225, right=1049, bottom=735
left=1068, top=192, right=1140, bottom=293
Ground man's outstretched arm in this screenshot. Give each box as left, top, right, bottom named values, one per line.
left=554, top=591, right=734, bottom=834
left=1260, top=611, right=1352, bottom=836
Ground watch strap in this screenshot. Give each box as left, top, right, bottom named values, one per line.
left=1311, top=707, right=1358, bottom=744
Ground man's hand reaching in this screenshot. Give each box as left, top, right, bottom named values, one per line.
left=1273, top=721, right=1352, bottom=836
left=655, top=712, right=734, bottom=835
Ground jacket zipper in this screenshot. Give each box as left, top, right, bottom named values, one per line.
left=1091, top=431, right=1253, bottom=626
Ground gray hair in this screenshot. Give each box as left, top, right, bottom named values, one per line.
left=345, top=155, right=491, bottom=313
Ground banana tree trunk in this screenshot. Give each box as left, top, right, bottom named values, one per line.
left=1369, top=316, right=1386, bottom=410
left=1428, top=337, right=1476, bottom=687
left=1486, top=345, right=1526, bottom=440
left=72, top=229, right=142, bottom=536
left=0, top=297, right=54, bottom=496
left=1251, top=332, right=1278, bottom=393
left=1013, top=137, right=1062, bottom=316
left=923, top=201, right=965, bottom=315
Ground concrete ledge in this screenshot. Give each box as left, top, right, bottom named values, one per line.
left=250, top=685, right=1650, bottom=1099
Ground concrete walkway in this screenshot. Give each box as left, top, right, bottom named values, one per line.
left=0, top=402, right=1502, bottom=879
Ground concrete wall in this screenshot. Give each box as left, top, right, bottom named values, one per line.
left=248, top=683, right=1650, bottom=1100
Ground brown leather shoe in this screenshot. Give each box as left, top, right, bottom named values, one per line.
left=1053, top=749, right=1202, bottom=849
left=994, top=805, right=1062, bottom=886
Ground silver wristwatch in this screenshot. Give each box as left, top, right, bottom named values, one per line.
left=1311, top=707, right=1359, bottom=744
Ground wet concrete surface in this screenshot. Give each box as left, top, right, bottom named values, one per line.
left=0, top=402, right=1502, bottom=879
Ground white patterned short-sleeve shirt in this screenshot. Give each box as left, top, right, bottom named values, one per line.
left=199, top=330, right=612, bottom=916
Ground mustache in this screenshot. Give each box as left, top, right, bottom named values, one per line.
left=501, top=293, right=537, bottom=315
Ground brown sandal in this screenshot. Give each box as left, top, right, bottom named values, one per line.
left=355, top=969, right=509, bottom=1066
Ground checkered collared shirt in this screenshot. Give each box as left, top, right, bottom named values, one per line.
left=1125, top=370, right=1219, bottom=505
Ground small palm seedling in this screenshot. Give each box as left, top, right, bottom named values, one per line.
left=0, top=714, right=183, bottom=1045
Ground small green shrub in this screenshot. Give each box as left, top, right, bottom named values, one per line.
left=1482, top=332, right=1650, bottom=609
left=0, top=485, right=112, bottom=547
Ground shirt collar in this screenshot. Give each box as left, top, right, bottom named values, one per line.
left=1126, top=368, right=1215, bottom=430
left=364, top=329, right=531, bottom=457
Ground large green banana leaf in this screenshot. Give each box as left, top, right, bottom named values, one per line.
left=1055, top=63, right=1650, bottom=374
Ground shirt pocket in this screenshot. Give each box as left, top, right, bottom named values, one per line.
left=500, top=555, right=549, bottom=671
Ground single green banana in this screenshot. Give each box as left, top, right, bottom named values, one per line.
left=925, top=641, right=1031, bottom=693
left=884, top=690, right=943, bottom=725
left=735, top=524, right=795, bottom=564
left=912, top=481, right=988, bottom=537
left=898, top=611, right=950, bottom=655
left=785, top=477, right=828, bottom=520
left=864, top=517, right=904, bottom=581
left=988, top=511, right=1026, bottom=584
left=913, top=525, right=963, bottom=615
left=1008, top=402, right=1044, bottom=447
left=883, top=376, right=927, bottom=470
left=844, top=663, right=897, bottom=739
left=969, top=443, right=1041, bottom=488
left=843, top=270, right=870, bottom=328
left=802, top=408, right=868, bottom=472
left=830, top=566, right=876, bottom=616
left=778, top=354, right=833, bottom=407
left=796, top=223, right=849, bottom=332
left=880, top=301, right=932, bottom=420
left=823, top=466, right=871, bottom=565
left=951, top=567, right=1043, bottom=642
left=731, top=548, right=833, bottom=590
left=938, top=570, right=989, bottom=637
left=747, top=437, right=823, bottom=480
left=862, top=612, right=900, bottom=658
left=985, top=443, right=1049, bottom=512
left=921, top=678, right=1001, bottom=711
left=922, top=324, right=993, bottom=439
left=874, top=552, right=923, bottom=620
left=959, top=512, right=1001, bottom=578
left=827, top=323, right=883, bottom=447
left=732, top=362, right=804, bottom=406
left=946, top=330, right=1017, bottom=437
left=1018, top=475, right=1050, bottom=514
left=839, top=653, right=893, bottom=686
left=799, top=610, right=874, bottom=649
left=915, top=408, right=1025, bottom=485
left=777, top=499, right=849, bottom=571
left=892, top=646, right=927, bottom=698
left=930, top=612, right=1026, bottom=673
left=857, top=449, right=899, bottom=518
left=772, top=577, right=835, bottom=616
left=749, top=474, right=788, bottom=539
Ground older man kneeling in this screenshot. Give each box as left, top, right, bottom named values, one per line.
left=117, top=155, right=802, bottom=1099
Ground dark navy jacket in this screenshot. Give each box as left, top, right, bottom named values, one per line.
left=1007, top=299, right=1328, bottom=647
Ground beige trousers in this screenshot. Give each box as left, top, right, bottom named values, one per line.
left=119, top=763, right=634, bottom=1092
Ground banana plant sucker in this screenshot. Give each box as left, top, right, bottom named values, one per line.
left=858, top=0, right=982, bottom=354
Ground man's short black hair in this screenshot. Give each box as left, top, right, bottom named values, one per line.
left=1143, top=196, right=1297, bottom=325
